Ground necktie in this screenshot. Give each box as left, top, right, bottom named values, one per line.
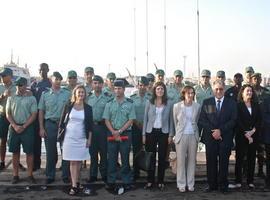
left=217, top=100, right=221, bottom=114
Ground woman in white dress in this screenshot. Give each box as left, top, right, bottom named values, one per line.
left=173, top=85, right=200, bottom=192
left=59, top=85, right=93, bottom=195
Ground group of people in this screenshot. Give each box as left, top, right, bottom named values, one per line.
left=0, top=63, right=270, bottom=196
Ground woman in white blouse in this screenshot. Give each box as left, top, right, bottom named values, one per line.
left=142, top=81, right=174, bottom=190
left=173, top=85, right=200, bottom=192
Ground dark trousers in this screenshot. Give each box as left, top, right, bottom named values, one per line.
left=205, top=141, right=231, bottom=190
left=33, top=120, right=41, bottom=169
left=132, top=125, right=143, bottom=177
left=145, top=129, right=168, bottom=184
left=89, top=124, right=107, bottom=179
left=265, top=144, right=270, bottom=185
left=257, top=142, right=265, bottom=170
left=235, top=140, right=256, bottom=184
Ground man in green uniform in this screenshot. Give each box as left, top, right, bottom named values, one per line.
left=155, top=69, right=165, bottom=83
left=0, top=68, right=16, bottom=170
left=103, top=72, right=116, bottom=97
left=87, top=75, right=113, bottom=183
left=6, top=77, right=37, bottom=184
left=243, top=66, right=255, bottom=85
left=251, top=72, right=270, bottom=177
left=103, top=80, right=136, bottom=190
left=38, top=72, right=70, bottom=184
left=216, top=70, right=230, bottom=91
left=84, top=67, right=94, bottom=95
left=130, top=76, right=150, bottom=180
left=146, top=73, right=155, bottom=94
left=167, top=70, right=185, bottom=104
left=195, top=69, right=213, bottom=105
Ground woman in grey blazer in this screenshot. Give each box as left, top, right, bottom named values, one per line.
left=173, top=86, right=200, bottom=192
left=142, top=82, right=174, bottom=190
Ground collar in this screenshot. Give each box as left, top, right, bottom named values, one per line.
left=215, top=96, right=224, bottom=104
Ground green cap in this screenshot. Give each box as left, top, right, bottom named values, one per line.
left=84, top=66, right=94, bottom=73
left=0, top=68, right=13, bottom=77
left=106, top=72, right=116, bottom=80
left=156, top=69, right=165, bottom=76
left=146, top=73, right=155, bottom=82
left=216, top=70, right=225, bottom=78
left=173, top=70, right=183, bottom=77
left=92, top=75, right=104, bottom=83
left=138, top=76, right=149, bottom=86
left=67, top=70, right=77, bottom=78
left=114, top=80, right=125, bottom=87
left=15, top=77, right=27, bottom=86
left=251, top=73, right=261, bottom=79
left=245, top=66, right=254, bottom=73
left=201, top=69, right=211, bottom=77
left=52, top=71, right=63, bottom=80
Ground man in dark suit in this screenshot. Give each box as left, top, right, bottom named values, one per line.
left=199, top=80, right=237, bottom=193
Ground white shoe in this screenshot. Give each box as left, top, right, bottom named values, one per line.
left=248, top=183, right=255, bottom=189
left=179, top=188, right=186, bottom=193
left=188, top=187, right=194, bottom=192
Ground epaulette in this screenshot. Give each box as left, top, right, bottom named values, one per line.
left=126, top=98, right=134, bottom=103
left=103, top=91, right=112, bottom=97
left=130, top=93, right=137, bottom=98
left=87, top=91, right=93, bottom=97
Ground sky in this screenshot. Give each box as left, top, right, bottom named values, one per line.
left=0, top=0, right=269, bottom=79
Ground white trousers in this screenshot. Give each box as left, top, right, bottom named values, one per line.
left=175, top=134, right=198, bottom=189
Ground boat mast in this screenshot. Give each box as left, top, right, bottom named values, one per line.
left=163, top=0, right=167, bottom=74
left=146, top=0, right=149, bottom=73
left=197, top=0, right=201, bottom=83
left=133, top=0, right=137, bottom=76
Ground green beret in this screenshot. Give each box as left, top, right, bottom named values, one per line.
left=216, top=70, right=225, bottom=78
left=15, top=77, right=27, bottom=86
left=67, top=70, right=77, bottom=78
left=156, top=69, right=165, bottom=76
left=201, top=69, right=211, bottom=77
left=251, top=73, right=261, bottom=79
left=245, top=66, right=254, bottom=73
left=84, top=66, right=94, bottom=73
left=92, top=75, right=104, bottom=83
left=107, top=72, right=116, bottom=80
left=0, top=68, right=13, bottom=77
left=173, top=70, right=183, bottom=77
left=52, top=71, right=63, bottom=80
left=114, top=80, right=125, bottom=87
left=138, top=76, right=149, bottom=86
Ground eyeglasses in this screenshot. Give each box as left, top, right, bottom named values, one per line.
left=215, top=88, right=224, bottom=91
left=68, top=77, right=77, bottom=79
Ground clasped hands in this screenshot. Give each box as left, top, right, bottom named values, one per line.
left=211, top=129, right=222, bottom=140
left=245, top=128, right=256, bottom=144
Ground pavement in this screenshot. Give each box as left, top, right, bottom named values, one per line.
left=1, top=152, right=270, bottom=200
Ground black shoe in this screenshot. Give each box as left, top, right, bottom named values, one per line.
left=102, top=176, right=107, bottom=183
left=87, top=176, right=97, bottom=183
left=62, top=178, right=70, bottom=184
left=0, top=162, right=5, bottom=170
left=124, top=184, right=135, bottom=191
left=105, top=183, right=115, bottom=190
left=19, top=163, right=26, bottom=171
left=220, top=188, right=229, bottom=194
left=27, top=176, right=36, bottom=184
left=46, top=178, right=55, bottom=184
left=12, top=176, right=20, bottom=184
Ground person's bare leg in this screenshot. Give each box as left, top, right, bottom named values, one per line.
left=70, top=161, right=77, bottom=187
left=26, top=154, right=34, bottom=177
left=12, top=152, right=20, bottom=177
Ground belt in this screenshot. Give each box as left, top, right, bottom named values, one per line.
left=93, top=121, right=105, bottom=125
left=46, top=119, right=59, bottom=124
left=152, top=128, right=162, bottom=131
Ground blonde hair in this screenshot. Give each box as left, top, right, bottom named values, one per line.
left=70, top=85, right=86, bottom=103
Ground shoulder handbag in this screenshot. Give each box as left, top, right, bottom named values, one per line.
left=134, top=146, right=154, bottom=171
left=57, top=104, right=72, bottom=142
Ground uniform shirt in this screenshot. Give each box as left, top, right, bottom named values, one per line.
left=0, top=83, right=16, bottom=114
left=130, top=93, right=151, bottom=124
left=102, top=86, right=115, bottom=97
left=62, top=85, right=76, bottom=98
left=103, top=97, right=136, bottom=130
left=84, top=83, right=92, bottom=96
left=38, top=88, right=70, bottom=120
left=167, top=83, right=185, bottom=104
left=225, top=85, right=241, bottom=102
left=31, top=78, right=52, bottom=103
left=194, top=84, right=213, bottom=105
left=87, top=91, right=113, bottom=122
left=6, top=94, right=37, bottom=124
left=254, top=86, right=270, bottom=105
